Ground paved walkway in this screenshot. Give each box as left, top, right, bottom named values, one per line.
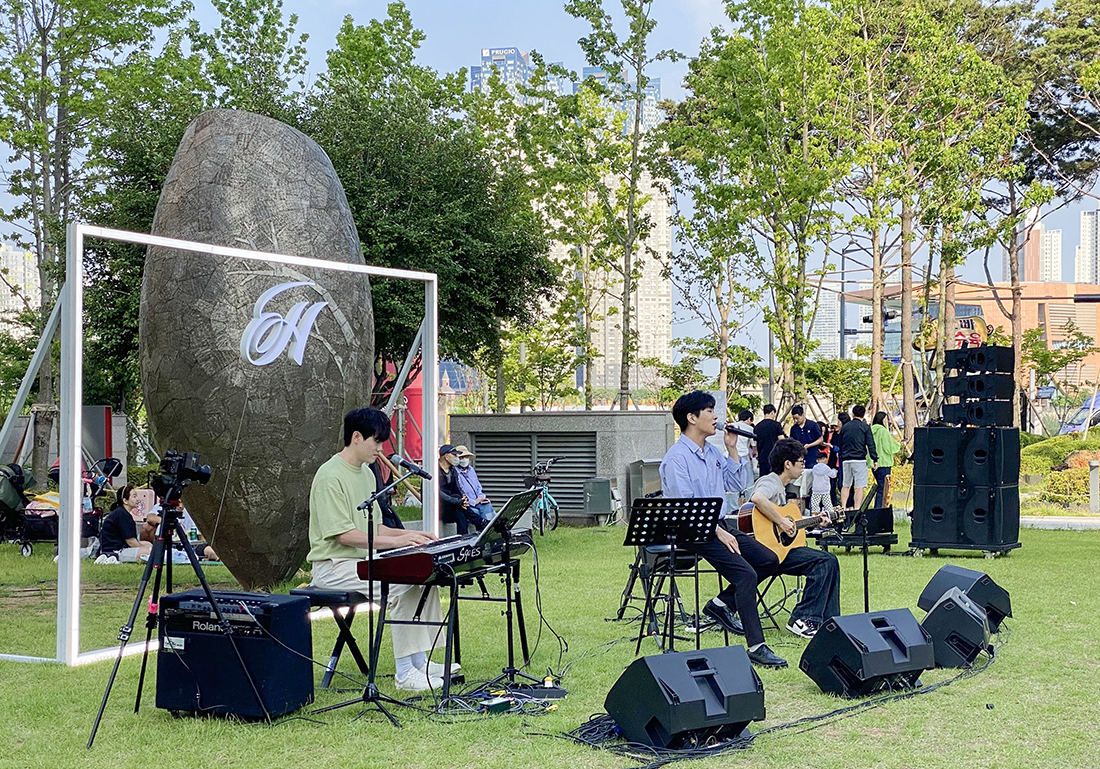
left=1020, top=515, right=1100, bottom=530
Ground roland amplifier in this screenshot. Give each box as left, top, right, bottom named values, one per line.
left=156, top=590, right=313, bottom=718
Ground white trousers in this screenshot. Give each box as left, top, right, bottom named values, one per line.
left=311, top=558, right=445, bottom=660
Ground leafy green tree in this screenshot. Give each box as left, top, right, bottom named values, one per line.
left=563, top=0, right=681, bottom=410
left=501, top=310, right=582, bottom=410
left=304, top=7, right=554, bottom=403
left=1022, top=320, right=1100, bottom=422
left=678, top=0, right=851, bottom=407
left=0, top=0, right=189, bottom=473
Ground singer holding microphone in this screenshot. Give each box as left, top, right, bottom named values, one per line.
left=306, top=407, right=456, bottom=693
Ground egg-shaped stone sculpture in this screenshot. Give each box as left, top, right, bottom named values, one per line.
left=140, top=109, right=373, bottom=589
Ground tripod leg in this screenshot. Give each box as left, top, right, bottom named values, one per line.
left=134, top=545, right=167, bottom=713
left=88, top=526, right=170, bottom=748
left=617, top=549, right=643, bottom=620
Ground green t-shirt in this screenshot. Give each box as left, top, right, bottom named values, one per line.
left=307, top=454, right=380, bottom=563
left=870, top=423, right=901, bottom=469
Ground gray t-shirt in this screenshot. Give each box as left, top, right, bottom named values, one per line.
left=752, top=472, right=787, bottom=507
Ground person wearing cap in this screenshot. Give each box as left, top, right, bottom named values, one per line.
left=438, top=444, right=475, bottom=535
left=453, top=446, right=493, bottom=530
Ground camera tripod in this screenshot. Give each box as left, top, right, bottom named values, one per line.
left=87, top=494, right=270, bottom=747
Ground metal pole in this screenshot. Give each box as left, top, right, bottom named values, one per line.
left=422, top=278, right=439, bottom=535
left=0, top=292, right=64, bottom=461
left=59, top=223, right=84, bottom=664
left=840, top=247, right=847, bottom=360
left=1091, top=461, right=1099, bottom=515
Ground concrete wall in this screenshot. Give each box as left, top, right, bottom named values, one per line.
left=449, top=411, right=676, bottom=515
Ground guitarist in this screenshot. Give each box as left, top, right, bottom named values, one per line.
left=660, top=391, right=789, bottom=669
left=747, top=438, right=841, bottom=639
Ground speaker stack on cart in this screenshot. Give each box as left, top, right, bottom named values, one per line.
left=910, top=346, right=1021, bottom=555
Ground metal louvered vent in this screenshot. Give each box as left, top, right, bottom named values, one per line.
left=469, top=432, right=598, bottom=513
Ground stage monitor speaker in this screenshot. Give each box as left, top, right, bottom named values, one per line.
left=942, top=373, right=1015, bottom=400
left=605, top=646, right=765, bottom=748
left=911, top=485, right=1020, bottom=551
left=913, top=427, right=1020, bottom=487
left=945, top=346, right=1014, bottom=375
left=799, top=609, right=934, bottom=698
left=156, top=590, right=313, bottom=719
left=920, top=587, right=992, bottom=668
left=917, top=564, right=1012, bottom=632
left=942, top=401, right=1014, bottom=427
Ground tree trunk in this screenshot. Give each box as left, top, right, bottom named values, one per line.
left=900, top=197, right=916, bottom=442
left=1007, top=186, right=1024, bottom=430
left=932, top=240, right=949, bottom=417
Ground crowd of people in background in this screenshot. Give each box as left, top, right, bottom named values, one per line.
left=722, top=401, right=904, bottom=513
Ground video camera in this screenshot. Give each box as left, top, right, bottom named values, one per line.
left=151, top=450, right=212, bottom=505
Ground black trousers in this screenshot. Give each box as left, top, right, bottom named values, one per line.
left=685, top=530, right=778, bottom=647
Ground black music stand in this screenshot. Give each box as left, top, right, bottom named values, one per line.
left=624, top=497, right=723, bottom=654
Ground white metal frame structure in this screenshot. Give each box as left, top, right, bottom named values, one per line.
left=0, top=222, right=439, bottom=665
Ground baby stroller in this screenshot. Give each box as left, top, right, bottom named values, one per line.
left=2, top=457, right=121, bottom=557
left=0, top=462, right=40, bottom=557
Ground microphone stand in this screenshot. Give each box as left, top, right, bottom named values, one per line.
left=312, top=468, right=417, bottom=726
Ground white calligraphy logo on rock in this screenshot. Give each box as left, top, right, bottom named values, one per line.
left=239, top=281, right=329, bottom=366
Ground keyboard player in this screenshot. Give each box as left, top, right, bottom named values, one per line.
left=307, top=407, right=457, bottom=693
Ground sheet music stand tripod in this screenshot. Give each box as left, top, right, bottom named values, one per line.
left=624, top=497, right=723, bottom=654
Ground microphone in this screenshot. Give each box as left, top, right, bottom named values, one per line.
left=718, top=421, right=757, bottom=440
left=389, top=453, right=432, bottom=480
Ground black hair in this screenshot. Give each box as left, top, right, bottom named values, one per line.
left=852, top=404, right=867, bottom=419
left=116, top=485, right=134, bottom=507
left=838, top=412, right=851, bottom=424
left=873, top=410, right=887, bottom=426
left=769, top=437, right=806, bottom=474
left=763, top=403, right=776, bottom=415
left=343, top=408, right=392, bottom=446
left=738, top=409, right=753, bottom=422
left=791, top=405, right=804, bottom=416
left=672, top=390, right=716, bottom=431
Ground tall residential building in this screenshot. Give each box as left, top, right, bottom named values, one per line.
left=1003, top=207, right=1042, bottom=281
left=470, top=47, right=573, bottom=101
left=578, top=67, right=662, bottom=133
left=586, top=172, right=673, bottom=391
left=0, top=242, right=40, bottom=328
left=809, top=281, right=841, bottom=359
left=1040, top=229, right=1063, bottom=282
left=1076, top=208, right=1099, bottom=284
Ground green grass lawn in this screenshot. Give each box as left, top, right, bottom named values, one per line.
left=1, top=525, right=1097, bottom=769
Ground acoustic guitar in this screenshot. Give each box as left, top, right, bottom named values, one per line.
left=734, top=501, right=833, bottom=564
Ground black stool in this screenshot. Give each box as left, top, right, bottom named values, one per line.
left=290, top=587, right=371, bottom=689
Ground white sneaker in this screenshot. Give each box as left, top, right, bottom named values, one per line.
left=424, top=660, right=461, bottom=678
left=94, top=554, right=119, bottom=565
left=395, top=667, right=444, bottom=693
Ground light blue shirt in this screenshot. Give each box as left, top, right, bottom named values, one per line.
left=659, top=435, right=749, bottom=518
left=456, top=465, right=486, bottom=501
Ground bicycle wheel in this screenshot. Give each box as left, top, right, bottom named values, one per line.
left=546, top=505, right=559, bottom=531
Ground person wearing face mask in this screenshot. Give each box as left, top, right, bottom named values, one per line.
left=453, top=446, right=493, bottom=530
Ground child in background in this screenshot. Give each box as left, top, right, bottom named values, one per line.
left=809, top=449, right=837, bottom=520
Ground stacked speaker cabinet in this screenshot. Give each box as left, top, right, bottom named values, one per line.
left=910, top=346, right=1021, bottom=554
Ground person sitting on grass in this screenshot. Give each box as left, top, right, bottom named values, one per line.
left=94, top=486, right=152, bottom=564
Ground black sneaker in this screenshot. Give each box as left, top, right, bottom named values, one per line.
left=786, top=617, right=820, bottom=639
left=703, top=599, right=745, bottom=635
left=747, top=644, right=788, bottom=668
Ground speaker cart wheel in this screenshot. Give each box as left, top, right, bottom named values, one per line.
left=984, top=551, right=997, bottom=560
left=20, top=542, right=32, bottom=557
left=913, top=548, right=924, bottom=558
left=929, top=548, right=939, bottom=556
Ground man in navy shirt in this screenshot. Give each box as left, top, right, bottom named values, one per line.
left=659, top=391, right=787, bottom=668
left=789, top=405, right=823, bottom=500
